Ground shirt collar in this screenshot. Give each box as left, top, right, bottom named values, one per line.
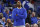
left=17, top=7, right=22, bottom=9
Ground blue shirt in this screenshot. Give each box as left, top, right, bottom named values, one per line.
left=31, top=17, right=38, bottom=24
left=9, top=11, right=12, bottom=14
left=12, top=8, right=27, bottom=26
left=36, top=6, right=40, bottom=15
left=1, top=21, right=5, bottom=27
left=0, top=4, right=5, bottom=13
left=3, top=12, right=12, bottom=21
left=3, top=12, right=9, bottom=21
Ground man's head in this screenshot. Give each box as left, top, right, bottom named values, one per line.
left=17, top=1, right=21, bottom=7
left=28, top=10, right=31, bottom=14
left=7, top=19, right=11, bottom=23
left=2, top=17, right=5, bottom=22
left=26, top=23, right=30, bottom=27
left=33, top=24, right=38, bottom=27
left=32, top=12, right=35, bottom=17
left=5, top=9, right=9, bottom=14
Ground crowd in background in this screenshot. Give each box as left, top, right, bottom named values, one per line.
left=0, top=0, right=40, bottom=27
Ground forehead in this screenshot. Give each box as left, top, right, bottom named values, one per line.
left=17, top=1, right=21, bottom=3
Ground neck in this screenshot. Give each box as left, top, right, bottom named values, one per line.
left=18, top=6, right=21, bottom=9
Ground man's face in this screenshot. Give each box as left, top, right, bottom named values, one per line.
left=28, top=10, right=31, bottom=14
left=17, top=1, right=21, bottom=7
left=7, top=19, right=11, bottom=23
left=6, top=11, right=9, bottom=14
left=32, top=12, right=35, bottom=17
left=2, top=18, right=5, bottom=22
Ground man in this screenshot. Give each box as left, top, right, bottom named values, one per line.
left=1, top=17, right=6, bottom=27
left=0, top=2, right=5, bottom=13
left=31, top=12, right=38, bottom=27
left=25, top=10, right=31, bottom=24
left=33, top=24, right=38, bottom=27
left=9, top=7, right=13, bottom=21
left=2, top=17, right=6, bottom=23
left=5, top=19, right=13, bottom=27
left=0, top=13, right=3, bottom=27
left=12, top=1, right=27, bottom=27
left=26, top=23, right=30, bottom=27
left=31, top=12, right=38, bottom=24
left=3, top=9, right=13, bottom=21
left=3, top=9, right=9, bottom=21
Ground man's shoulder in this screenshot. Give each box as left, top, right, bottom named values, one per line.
left=22, top=8, right=25, bottom=9
left=22, top=8, right=26, bottom=10
left=13, top=8, right=17, bottom=10
left=14, top=8, right=17, bottom=9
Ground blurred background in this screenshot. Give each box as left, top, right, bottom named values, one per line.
left=0, top=0, right=40, bottom=27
